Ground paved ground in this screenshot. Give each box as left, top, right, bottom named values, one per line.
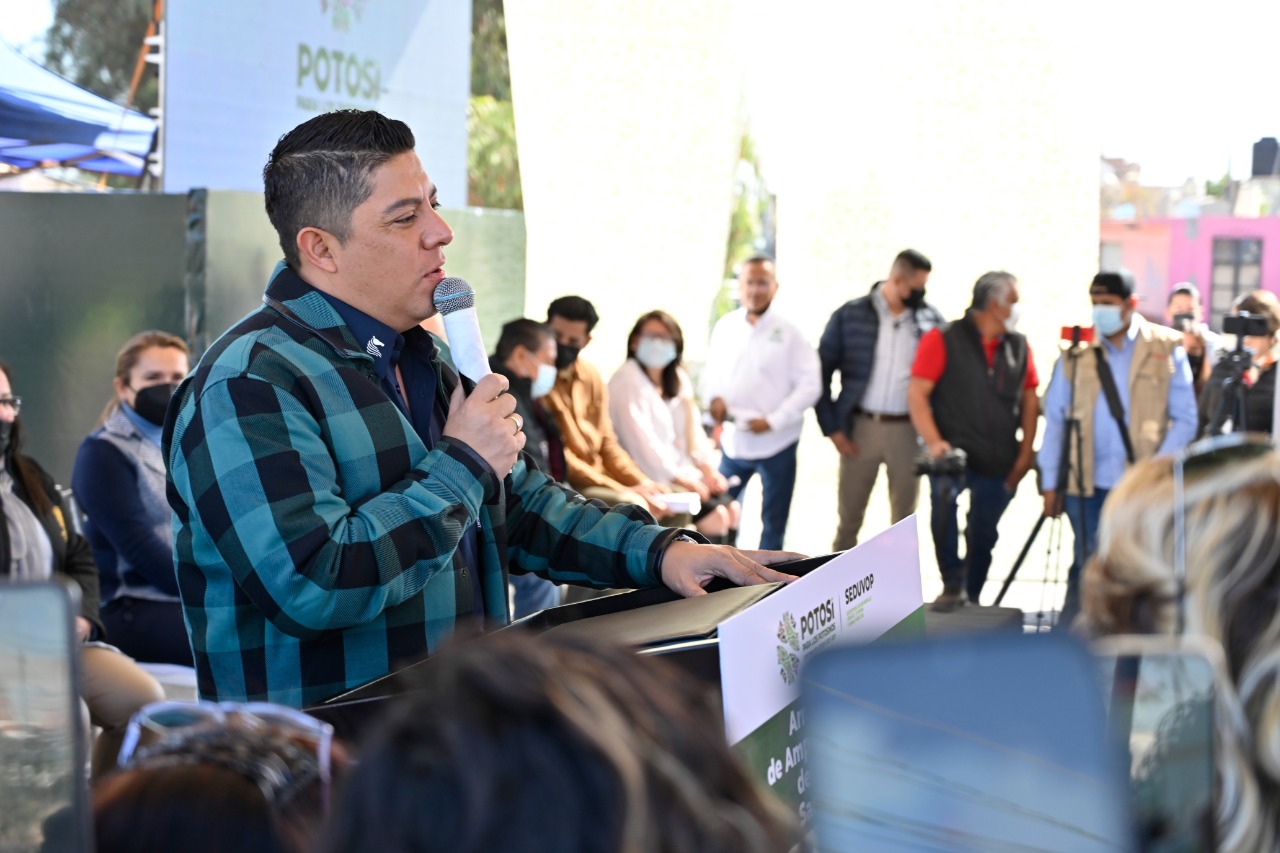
left=733, top=419, right=1074, bottom=628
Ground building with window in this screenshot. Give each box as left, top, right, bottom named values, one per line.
left=1100, top=217, right=1280, bottom=328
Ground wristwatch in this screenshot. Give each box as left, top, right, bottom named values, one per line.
left=656, top=532, right=700, bottom=577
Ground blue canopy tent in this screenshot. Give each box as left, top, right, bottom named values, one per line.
left=0, top=39, right=155, bottom=176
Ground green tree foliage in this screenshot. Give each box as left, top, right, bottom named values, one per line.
left=468, top=96, right=522, bottom=210
left=724, top=132, right=768, bottom=278
left=713, top=131, right=770, bottom=325
left=1205, top=172, right=1231, bottom=199
left=472, top=0, right=510, bottom=101
left=468, top=0, right=522, bottom=209
left=44, top=0, right=158, bottom=114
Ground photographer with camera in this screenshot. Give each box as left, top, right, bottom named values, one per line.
left=908, top=272, right=1039, bottom=611
left=1164, top=283, right=1221, bottom=396
left=1198, top=290, right=1280, bottom=437
left=1039, top=270, right=1197, bottom=627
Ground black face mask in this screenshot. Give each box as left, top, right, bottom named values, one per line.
left=903, top=288, right=927, bottom=310
left=0, top=421, right=11, bottom=457
left=555, top=344, right=581, bottom=372
left=132, top=383, right=179, bottom=426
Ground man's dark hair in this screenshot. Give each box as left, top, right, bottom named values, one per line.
left=893, top=249, right=932, bottom=273
left=742, top=255, right=775, bottom=267
left=1168, top=283, right=1201, bottom=306
left=494, top=318, right=553, bottom=363
left=320, top=631, right=800, bottom=853
left=547, top=296, right=600, bottom=333
left=263, top=110, right=416, bottom=270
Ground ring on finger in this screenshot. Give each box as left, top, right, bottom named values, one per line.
left=508, top=413, right=523, bottom=435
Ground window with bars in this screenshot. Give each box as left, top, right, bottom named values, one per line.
left=1210, top=238, right=1262, bottom=329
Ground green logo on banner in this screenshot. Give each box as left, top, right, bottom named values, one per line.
left=776, top=611, right=801, bottom=684
left=320, top=0, right=367, bottom=33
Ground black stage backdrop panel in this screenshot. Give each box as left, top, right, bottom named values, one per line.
left=0, top=190, right=527, bottom=485
left=0, top=191, right=187, bottom=485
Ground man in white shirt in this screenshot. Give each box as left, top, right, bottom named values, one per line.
left=703, top=257, right=821, bottom=550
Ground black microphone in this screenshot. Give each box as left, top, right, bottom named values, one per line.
left=432, top=277, right=492, bottom=384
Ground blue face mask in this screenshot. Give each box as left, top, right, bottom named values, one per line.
left=531, top=362, right=557, bottom=399
left=1092, top=304, right=1126, bottom=337
left=635, top=337, right=678, bottom=370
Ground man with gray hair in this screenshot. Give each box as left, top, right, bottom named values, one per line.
left=907, top=271, right=1039, bottom=611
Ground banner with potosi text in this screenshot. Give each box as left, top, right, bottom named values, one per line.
left=718, top=515, right=925, bottom=823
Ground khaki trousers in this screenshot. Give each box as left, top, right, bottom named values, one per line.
left=832, top=417, right=920, bottom=551
left=82, top=645, right=165, bottom=777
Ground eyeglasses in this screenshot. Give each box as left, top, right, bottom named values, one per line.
left=118, top=700, right=334, bottom=809
left=0, top=396, right=21, bottom=414
left=1172, top=432, right=1275, bottom=634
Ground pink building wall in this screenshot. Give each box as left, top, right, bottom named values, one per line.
left=1100, top=220, right=1170, bottom=307
left=1102, top=216, right=1280, bottom=308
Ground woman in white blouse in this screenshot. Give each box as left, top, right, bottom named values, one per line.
left=609, top=311, right=740, bottom=544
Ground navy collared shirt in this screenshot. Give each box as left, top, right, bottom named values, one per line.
left=317, top=290, right=484, bottom=620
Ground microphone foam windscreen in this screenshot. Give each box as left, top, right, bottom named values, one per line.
left=432, top=277, right=476, bottom=315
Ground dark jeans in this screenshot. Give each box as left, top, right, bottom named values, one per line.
left=720, top=441, right=799, bottom=552
left=1059, top=489, right=1108, bottom=628
left=101, top=596, right=194, bottom=667
left=929, top=471, right=1014, bottom=604
left=510, top=573, right=561, bottom=619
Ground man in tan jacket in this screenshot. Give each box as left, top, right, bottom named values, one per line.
left=1038, top=270, right=1198, bottom=625
left=542, top=295, right=674, bottom=520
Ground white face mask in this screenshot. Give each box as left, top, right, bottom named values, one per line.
left=531, top=362, right=557, bottom=399
left=1003, top=303, right=1021, bottom=333
left=635, top=336, right=677, bottom=370
left=1092, top=304, right=1126, bottom=337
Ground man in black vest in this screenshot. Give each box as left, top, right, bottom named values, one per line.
left=907, top=272, right=1040, bottom=611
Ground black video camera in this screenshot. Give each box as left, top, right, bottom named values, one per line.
left=915, top=447, right=968, bottom=477
left=1222, top=312, right=1269, bottom=338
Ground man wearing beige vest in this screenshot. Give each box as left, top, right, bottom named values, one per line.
left=1038, top=270, right=1197, bottom=626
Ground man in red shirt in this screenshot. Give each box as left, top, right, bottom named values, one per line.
left=907, top=271, right=1039, bottom=611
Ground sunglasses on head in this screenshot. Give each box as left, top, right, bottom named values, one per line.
left=1172, top=433, right=1276, bottom=635
left=118, top=700, right=334, bottom=810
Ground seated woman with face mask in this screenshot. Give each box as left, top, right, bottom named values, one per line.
left=0, top=361, right=164, bottom=777
left=608, top=311, right=741, bottom=544
left=1198, top=290, right=1280, bottom=437
left=72, top=331, right=192, bottom=666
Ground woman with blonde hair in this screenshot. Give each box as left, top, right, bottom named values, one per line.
left=1083, top=435, right=1280, bottom=852
left=72, top=331, right=190, bottom=666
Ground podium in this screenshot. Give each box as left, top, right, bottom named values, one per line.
left=305, top=554, right=836, bottom=738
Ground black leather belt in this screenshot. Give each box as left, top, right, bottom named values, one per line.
left=855, top=409, right=911, bottom=423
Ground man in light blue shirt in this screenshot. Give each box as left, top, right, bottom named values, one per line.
left=1038, top=270, right=1197, bottom=625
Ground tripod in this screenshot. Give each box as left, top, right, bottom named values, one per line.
left=994, top=330, right=1089, bottom=617
left=1205, top=337, right=1252, bottom=436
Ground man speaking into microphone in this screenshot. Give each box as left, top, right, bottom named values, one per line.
left=163, top=110, right=797, bottom=707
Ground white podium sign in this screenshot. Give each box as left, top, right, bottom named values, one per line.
left=718, top=516, right=925, bottom=820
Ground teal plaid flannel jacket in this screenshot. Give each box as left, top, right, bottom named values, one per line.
left=164, top=267, right=672, bottom=706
